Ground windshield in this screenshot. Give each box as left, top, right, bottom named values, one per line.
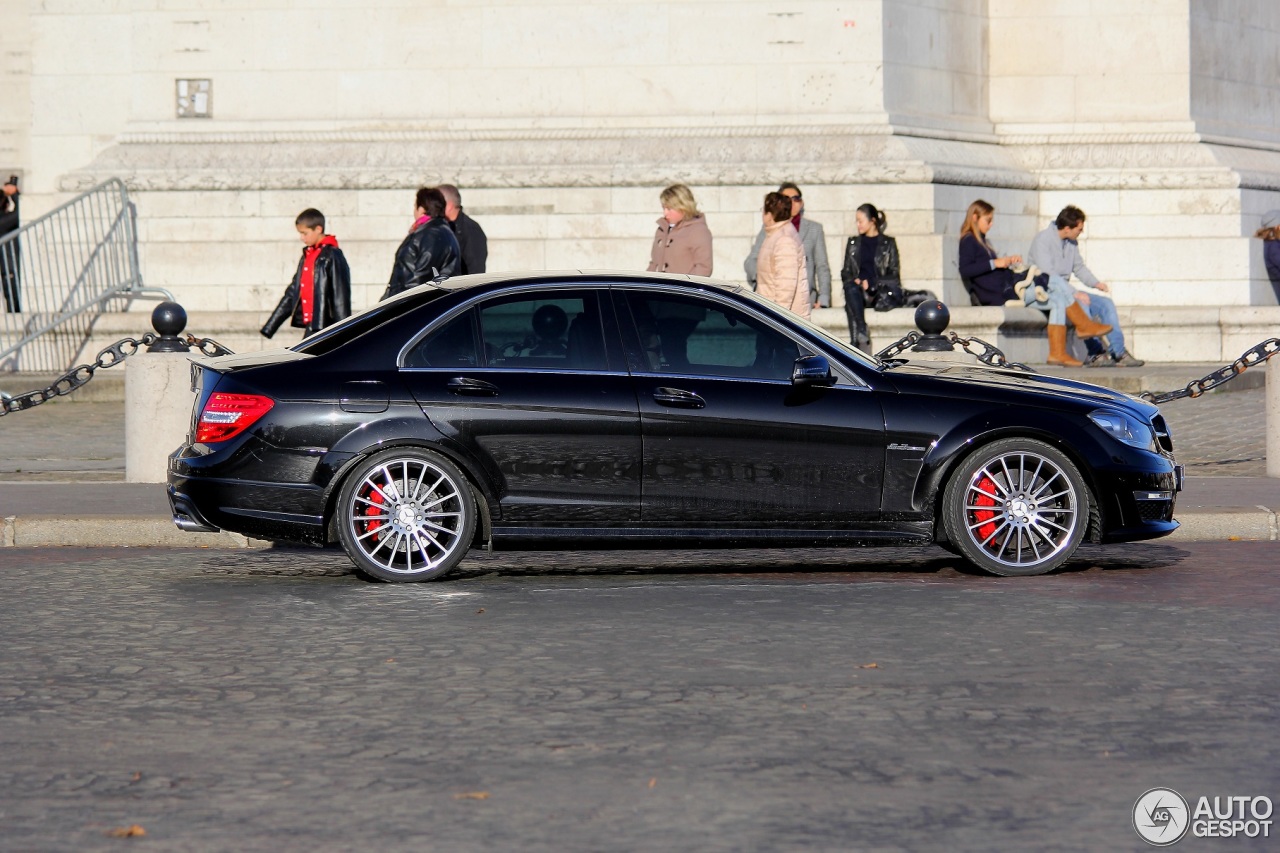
left=736, top=288, right=883, bottom=368
left=293, top=286, right=450, bottom=356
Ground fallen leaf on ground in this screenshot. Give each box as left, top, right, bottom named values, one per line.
left=454, top=791, right=490, bottom=800
left=106, top=825, right=146, bottom=837
left=858, top=663, right=879, bottom=669
left=476, top=608, right=486, bottom=614
left=648, top=778, right=657, bottom=789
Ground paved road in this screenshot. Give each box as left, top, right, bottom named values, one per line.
left=1, top=543, right=1277, bottom=851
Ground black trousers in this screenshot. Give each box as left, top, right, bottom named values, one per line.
left=843, top=283, right=869, bottom=344
left=0, top=243, right=19, bottom=313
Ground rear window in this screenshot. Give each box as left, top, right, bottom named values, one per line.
left=293, top=288, right=450, bottom=356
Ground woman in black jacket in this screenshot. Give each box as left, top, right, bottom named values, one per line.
left=840, top=204, right=901, bottom=353
left=957, top=199, right=1026, bottom=306
left=382, top=187, right=461, bottom=300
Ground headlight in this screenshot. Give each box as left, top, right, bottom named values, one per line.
left=1088, top=409, right=1156, bottom=451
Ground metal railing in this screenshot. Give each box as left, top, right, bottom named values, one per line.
left=0, top=178, right=172, bottom=372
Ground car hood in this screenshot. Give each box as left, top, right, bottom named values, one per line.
left=885, top=362, right=1159, bottom=418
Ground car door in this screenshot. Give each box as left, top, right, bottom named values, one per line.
left=616, top=287, right=885, bottom=525
left=400, top=286, right=641, bottom=524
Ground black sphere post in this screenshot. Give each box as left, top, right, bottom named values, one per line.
left=911, top=300, right=955, bottom=352
left=147, top=301, right=191, bottom=352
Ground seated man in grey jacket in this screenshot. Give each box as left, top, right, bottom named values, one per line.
left=744, top=182, right=831, bottom=309
left=1027, top=205, right=1144, bottom=367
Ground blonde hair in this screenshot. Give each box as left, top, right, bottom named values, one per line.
left=961, top=199, right=994, bottom=249
left=659, top=184, right=701, bottom=219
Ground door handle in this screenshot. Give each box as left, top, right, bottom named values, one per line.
left=446, top=377, right=499, bottom=396
left=653, top=387, right=705, bottom=409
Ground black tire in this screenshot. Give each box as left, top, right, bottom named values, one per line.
left=335, top=448, right=477, bottom=582
left=941, top=438, right=1088, bottom=577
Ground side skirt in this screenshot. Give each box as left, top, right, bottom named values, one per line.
left=488, top=525, right=932, bottom=551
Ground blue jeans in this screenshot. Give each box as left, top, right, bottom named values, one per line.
left=1080, top=293, right=1125, bottom=357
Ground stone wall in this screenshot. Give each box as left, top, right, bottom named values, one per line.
left=0, top=0, right=30, bottom=175
left=7, top=0, right=1280, bottom=318
left=1191, top=0, right=1280, bottom=146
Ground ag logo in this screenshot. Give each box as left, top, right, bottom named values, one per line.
left=1134, top=788, right=1190, bottom=845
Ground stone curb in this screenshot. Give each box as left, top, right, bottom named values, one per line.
left=2, top=515, right=257, bottom=548
left=1166, top=507, right=1279, bottom=542
left=0, top=510, right=1274, bottom=550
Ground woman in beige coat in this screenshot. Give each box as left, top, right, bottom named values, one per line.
left=647, top=184, right=713, bottom=276
left=755, top=191, right=810, bottom=319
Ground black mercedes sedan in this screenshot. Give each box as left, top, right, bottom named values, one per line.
left=168, top=271, right=1180, bottom=582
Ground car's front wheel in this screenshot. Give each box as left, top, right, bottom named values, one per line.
left=336, top=449, right=477, bottom=582
left=941, top=438, right=1088, bottom=577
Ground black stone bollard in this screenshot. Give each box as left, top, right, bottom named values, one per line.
left=911, top=300, right=955, bottom=352
left=147, top=301, right=191, bottom=352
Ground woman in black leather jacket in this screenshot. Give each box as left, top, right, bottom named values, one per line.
left=840, top=204, right=935, bottom=353
left=840, top=204, right=901, bottom=353
left=382, top=187, right=461, bottom=300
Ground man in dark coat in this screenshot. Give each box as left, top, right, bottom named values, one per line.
left=1, top=177, right=20, bottom=313
left=439, top=183, right=488, bottom=276
left=382, top=187, right=461, bottom=300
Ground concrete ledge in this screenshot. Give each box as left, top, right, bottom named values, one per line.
left=815, top=304, right=1280, bottom=363
left=1168, top=508, right=1278, bottom=541
left=6, top=303, right=1280, bottom=379
left=0, top=509, right=1273, bottom=549
left=8, top=515, right=258, bottom=548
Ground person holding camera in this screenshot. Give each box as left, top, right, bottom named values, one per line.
left=1, top=176, right=20, bottom=313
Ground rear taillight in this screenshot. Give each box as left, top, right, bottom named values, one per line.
left=195, top=393, right=275, bottom=443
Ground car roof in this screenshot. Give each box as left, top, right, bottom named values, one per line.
left=431, top=270, right=743, bottom=293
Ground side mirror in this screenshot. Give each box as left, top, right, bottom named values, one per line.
left=792, top=354, right=836, bottom=387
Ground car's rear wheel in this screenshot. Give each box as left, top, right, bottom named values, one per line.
left=336, top=449, right=476, bottom=582
left=941, top=438, right=1088, bottom=577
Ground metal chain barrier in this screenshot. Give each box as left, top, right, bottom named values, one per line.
left=1139, top=338, right=1280, bottom=404
left=0, top=332, right=236, bottom=415
left=947, top=333, right=1033, bottom=372
left=184, top=334, right=234, bottom=358
left=0, top=334, right=157, bottom=415
left=875, top=332, right=1032, bottom=372
left=874, top=332, right=922, bottom=360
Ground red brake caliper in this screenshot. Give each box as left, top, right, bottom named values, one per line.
left=973, top=476, right=998, bottom=543
left=364, top=483, right=385, bottom=541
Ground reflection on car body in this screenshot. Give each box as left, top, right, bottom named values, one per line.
left=168, top=271, right=1181, bottom=582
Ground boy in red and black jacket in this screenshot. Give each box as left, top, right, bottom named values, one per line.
left=262, top=208, right=352, bottom=339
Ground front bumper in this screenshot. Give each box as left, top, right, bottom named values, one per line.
left=1098, top=464, right=1181, bottom=543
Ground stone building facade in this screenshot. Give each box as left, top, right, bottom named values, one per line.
left=3, top=0, right=1279, bottom=314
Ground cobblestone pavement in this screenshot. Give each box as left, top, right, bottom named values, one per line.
left=0, top=402, right=126, bottom=482
left=0, top=387, right=1268, bottom=481
left=0, top=543, right=1277, bottom=851
left=1156, top=387, right=1266, bottom=476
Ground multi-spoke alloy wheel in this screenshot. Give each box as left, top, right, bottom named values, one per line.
left=336, top=450, right=476, bottom=582
left=942, top=438, right=1089, bottom=576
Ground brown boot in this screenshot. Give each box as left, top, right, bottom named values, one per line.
left=1065, top=302, right=1112, bottom=340
left=1046, top=324, right=1083, bottom=367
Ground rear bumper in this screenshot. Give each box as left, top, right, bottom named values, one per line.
left=168, top=446, right=329, bottom=545
left=168, top=486, right=220, bottom=533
